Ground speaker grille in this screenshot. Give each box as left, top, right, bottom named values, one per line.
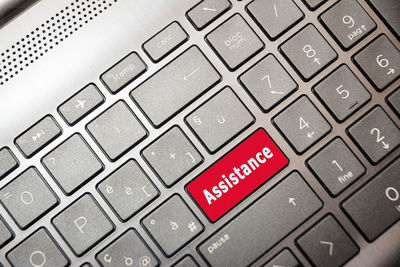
left=0, top=0, right=118, bottom=86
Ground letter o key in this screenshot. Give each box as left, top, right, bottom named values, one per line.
left=385, top=187, right=399, bottom=202
left=29, top=250, right=46, bottom=267
left=21, top=191, right=34, bottom=205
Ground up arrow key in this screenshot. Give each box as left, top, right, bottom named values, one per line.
left=320, top=241, right=334, bottom=256
left=289, top=197, right=296, bottom=206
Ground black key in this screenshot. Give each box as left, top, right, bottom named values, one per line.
left=348, top=106, right=400, bottom=164
left=15, top=115, right=62, bottom=158
left=7, top=228, right=69, bottom=267
left=198, top=172, right=322, bottom=266
left=206, top=13, right=264, bottom=70
left=368, top=0, right=400, bottom=38
left=97, top=160, right=159, bottom=221
left=42, top=134, right=103, bottom=195
left=302, top=0, right=326, bottom=10
left=131, top=46, right=221, bottom=127
left=142, top=195, right=204, bottom=256
left=96, top=229, right=159, bottom=267
left=239, top=55, right=298, bottom=112
left=297, top=215, right=359, bottom=267
left=0, top=147, right=18, bottom=179
left=342, top=158, right=400, bottom=241
left=313, top=65, right=371, bottom=122
left=173, top=255, right=199, bottom=267
left=0, top=167, right=58, bottom=229
left=81, top=263, right=92, bottom=267
left=186, top=87, right=254, bottom=153
left=388, top=87, right=400, bottom=116
left=58, top=84, right=105, bottom=125
left=0, top=216, right=13, bottom=248
left=354, top=35, right=400, bottom=91
left=273, top=96, right=331, bottom=154
left=247, top=0, right=304, bottom=40
left=263, top=249, right=302, bottom=267
left=87, top=101, right=148, bottom=161
left=280, top=24, right=337, bottom=81
left=142, top=126, right=203, bottom=187
left=187, top=0, right=232, bottom=30
left=52, top=194, right=114, bottom=256
left=320, top=0, right=376, bottom=50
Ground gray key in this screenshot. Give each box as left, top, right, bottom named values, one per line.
left=97, top=160, right=159, bottom=221
left=354, top=35, right=400, bottom=91
left=173, top=255, right=199, bottom=267
left=186, top=87, right=254, bottom=153
left=7, top=228, right=69, bottom=267
left=368, top=0, right=400, bottom=38
left=307, top=138, right=365, bottom=196
left=199, top=172, right=322, bottom=267
left=58, top=84, right=104, bottom=126
left=15, top=115, right=62, bottom=158
left=273, top=96, right=331, bottom=154
left=142, top=127, right=203, bottom=187
left=342, top=157, right=400, bottom=241
left=302, top=0, right=326, bottom=10
left=320, top=0, right=376, bottom=50
left=143, top=195, right=204, bottom=256
left=52, top=194, right=114, bottom=256
left=247, top=0, right=303, bottom=40
left=87, top=101, right=148, bottom=161
left=0, top=216, right=13, bottom=248
left=263, top=249, right=302, bottom=267
left=143, top=22, right=188, bottom=62
left=0, top=167, right=58, bottom=229
left=348, top=106, right=400, bottom=164
left=280, top=24, right=337, bottom=80
left=131, top=46, right=221, bottom=127
left=96, top=229, right=159, bottom=267
left=0, top=147, right=18, bottom=179
left=206, top=13, right=264, bottom=70
left=101, top=52, right=147, bottom=94
left=43, top=134, right=103, bottom=195
left=187, top=0, right=231, bottom=30
left=313, top=65, right=371, bottom=122
left=388, top=87, right=400, bottom=116
left=297, top=215, right=359, bottom=267
left=239, top=55, right=298, bottom=112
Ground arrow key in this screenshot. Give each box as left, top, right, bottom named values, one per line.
left=186, top=0, right=231, bottom=30
left=263, top=248, right=302, bottom=267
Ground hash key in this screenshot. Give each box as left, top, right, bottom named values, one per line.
left=274, top=96, right=331, bottom=154
left=280, top=24, right=337, bottom=80
left=348, top=106, right=400, bottom=164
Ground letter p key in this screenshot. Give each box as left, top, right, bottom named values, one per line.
left=74, top=216, right=87, bottom=234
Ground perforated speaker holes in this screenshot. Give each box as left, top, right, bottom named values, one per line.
left=0, top=0, right=118, bottom=86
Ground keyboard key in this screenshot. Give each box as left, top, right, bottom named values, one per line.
left=131, top=46, right=221, bottom=127
left=52, top=194, right=114, bottom=256
left=313, top=65, right=371, bottom=122
left=297, top=215, right=359, bottom=267
left=388, top=87, right=400, bottom=116
left=0, top=216, right=13, bottom=248
left=199, top=172, right=322, bottom=266
left=0, top=147, right=18, bottom=179
left=42, top=134, right=103, bottom=195
left=348, top=106, right=400, bottom=164
left=143, top=195, right=203, bottom=256
left=7, top=228, right=69, bottom=267
left=15, top=115, right=62, bottom=158
left=173, top=255, right=199, bottom=267
left=143, top=22, right=188, bottom=63
left=239, top=55, right=298, bottom=112
left=342, top=158, right=400, bottom=241
left=368, top=0, right=400, bottom=38
left=354, top=35, right=400, bottom=91
left=273, top=96, right=332, bottom=154
left=206, top=13, right=264, bottom=70
left=142, top=126, right=203, bottom=187
left=263, top=249, right=301, bottom=267
left=247, top=0, right=304, bottom=40
left=58, top=84, right=105, bottom=125
left=87, top=101, right=148, bottom=161
left=187, top=129, right=288, bottom=221
left=0, top=167, right=58, bottom=229
left=307, top=138, right=365, bottom=196
left=302, top=0, right=326, bottom=10
left=320, top=0, right=376, bottom=50
left=187, top=0, right=231, bottom=30
left=280, top=24, right=337, bottom=81
left=101, top=52, right=147, bottom=94
left=96, top=229, right=159, bottom=267
left=97, top=160, right=159, bottom=221
left=81, top=263, right=92, bottom=267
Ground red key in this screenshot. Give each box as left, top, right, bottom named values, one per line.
left=187, top=129, right=288, bottom=222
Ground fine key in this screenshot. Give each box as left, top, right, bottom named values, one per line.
left=388, top=87, right=400, bottom=116
left=0, top=147, right=18, bottom=179
left=367, top=0, right=400, bottom=39
left=263, top=249, right=302, bottom=267
left=0, top=216, right=13, bottom=248
left=173, top=256, right=199, bottom=267
left=302, top=0, right=326, bottom=10
left=186, top=0, right=232, bottom=30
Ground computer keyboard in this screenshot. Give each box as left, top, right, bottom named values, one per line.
left=0, top=0, right=399, bottom=266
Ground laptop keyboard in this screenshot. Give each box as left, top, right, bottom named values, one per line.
left=0, top=0, right=399, bottom=266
